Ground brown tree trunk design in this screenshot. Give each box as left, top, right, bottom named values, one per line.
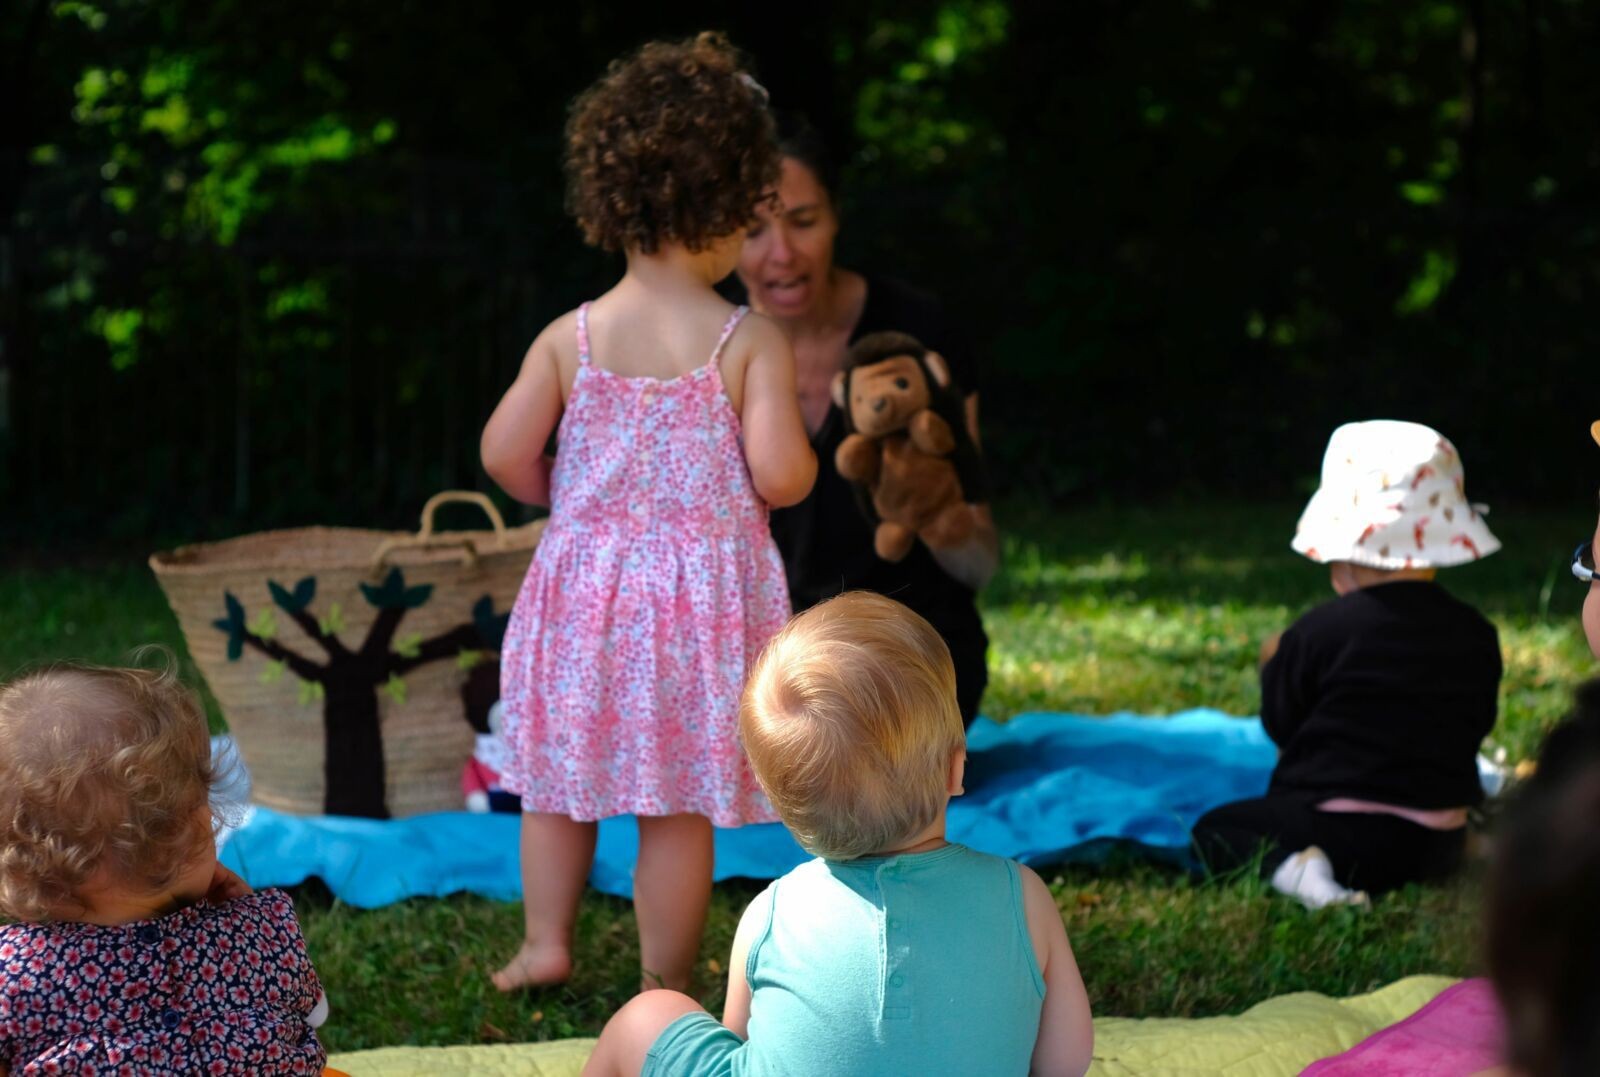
left=218, top=572, right=492, bottom=819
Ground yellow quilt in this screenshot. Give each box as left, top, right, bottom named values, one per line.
left=328, top=975, right=1455, bottom=1077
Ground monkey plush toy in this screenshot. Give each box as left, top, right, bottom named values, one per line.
left=833, top=331, right=986, bottom=562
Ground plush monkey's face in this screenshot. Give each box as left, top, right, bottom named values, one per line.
left=833, top=355, right=932, bottom=437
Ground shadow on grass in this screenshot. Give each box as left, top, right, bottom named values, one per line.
left=991, top=500, right=1587, bottom=622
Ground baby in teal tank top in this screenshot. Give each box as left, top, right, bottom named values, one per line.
left=583, top=592, right=1094, bottom=1076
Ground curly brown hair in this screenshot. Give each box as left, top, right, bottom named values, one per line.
left=0, top=656, right=219, bottom=922
left=565, top=32, right=779, bottom=254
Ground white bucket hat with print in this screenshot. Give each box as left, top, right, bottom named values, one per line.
left=1291, top=420, right=1500, bottom=569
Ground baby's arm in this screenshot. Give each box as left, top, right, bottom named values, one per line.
left=736, top=314, right=816, bottom=509
left=719, top=888, right=770, bottom=1038
left=481, top=315, right=570, bottom=507
left=1021, top=866, right=1093, bottom=1077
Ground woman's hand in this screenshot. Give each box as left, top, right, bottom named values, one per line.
left=927, top=505, right=1000, bottom=591
left=927, top=392, right=999, bottom=590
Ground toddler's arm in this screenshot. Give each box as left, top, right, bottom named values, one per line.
left=481, top=316, right=570, bottom=507
left=1021, top=866, right=1093, bottom=1077
left=719, top=886, right=773, bottom=1038
left=736, top=314, right=816, bottom=508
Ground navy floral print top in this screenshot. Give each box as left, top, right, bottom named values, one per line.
left=0, top=889, right=326, bottom=1075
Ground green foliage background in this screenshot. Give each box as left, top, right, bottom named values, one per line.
left=2, top=0, right=1597, bottom=544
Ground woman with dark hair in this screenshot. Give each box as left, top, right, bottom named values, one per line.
left=731, top=118, right=998, bottom=727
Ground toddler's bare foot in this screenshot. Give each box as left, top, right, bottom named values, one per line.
left=491, top=942, right=571, bottom=992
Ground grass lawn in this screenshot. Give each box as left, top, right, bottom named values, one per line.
left=1, top=500, right=1592, bottom=1051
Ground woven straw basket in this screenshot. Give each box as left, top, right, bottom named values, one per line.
left=150, top=492, right=543, bottom=819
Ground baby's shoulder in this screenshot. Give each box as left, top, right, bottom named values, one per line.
left=1292, top=589, right=1385, bottom=635
left=210, top=888, right=308, bottom=940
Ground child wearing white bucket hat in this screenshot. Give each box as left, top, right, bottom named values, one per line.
left=1193, top=420, right=1503, bottom=908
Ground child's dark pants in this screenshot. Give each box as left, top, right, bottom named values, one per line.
left=1191, top=795, right=1467, bottom=894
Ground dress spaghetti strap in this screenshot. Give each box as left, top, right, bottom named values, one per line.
left=575, top=302, right=593, bottom=366
left=708, top=305, right=750, bottom=367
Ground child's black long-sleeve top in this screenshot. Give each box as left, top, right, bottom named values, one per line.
left=1261, top=580, right=1502, bottom=809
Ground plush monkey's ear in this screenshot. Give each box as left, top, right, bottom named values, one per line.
left=831, top=370, right=849, bottom=409
left=924, top=351, right=952, bottom=390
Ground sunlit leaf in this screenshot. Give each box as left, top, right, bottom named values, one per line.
left=319, top=602, right=346, bottom=635
left=248, top=607, right=278, bottom=640
left=1395, top=248, right=1456, bottom=315
left=1398, top=181, right=1443, bottom=206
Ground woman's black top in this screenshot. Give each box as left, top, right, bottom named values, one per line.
left=1261, top=580, right=1502, bottom=808
left=762, top=274, right=991, bottom=726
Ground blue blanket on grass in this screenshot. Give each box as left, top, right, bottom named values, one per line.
left=217, top=709, right=1276, bottom=907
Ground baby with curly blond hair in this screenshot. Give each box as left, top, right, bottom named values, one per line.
left=0, top=658, right=336, bottom=1076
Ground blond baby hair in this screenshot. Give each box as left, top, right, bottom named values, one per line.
left=740, top=592, right=965, bottom=860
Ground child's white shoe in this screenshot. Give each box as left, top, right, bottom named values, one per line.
left=1271, top=846, right=1371, bottom=910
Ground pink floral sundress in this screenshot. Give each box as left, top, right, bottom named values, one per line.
left=498, top=302, right=787, bottom=826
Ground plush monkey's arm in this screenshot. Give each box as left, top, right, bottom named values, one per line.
left=908, top=410, right=956, bottom=455
left=835, top=433, right=881, bottom=483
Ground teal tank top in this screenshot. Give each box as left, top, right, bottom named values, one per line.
left=735, top=843, right=1046, bottom=1076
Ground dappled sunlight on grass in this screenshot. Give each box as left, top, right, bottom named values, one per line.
left=2, top=499, right=1595, bottom=1037
left=981, top=500, right=1595, bottom=760
left=1049, top=858, right=1482, bottom=1018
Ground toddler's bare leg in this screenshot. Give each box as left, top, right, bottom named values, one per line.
left=492, top=811, right=598, bottom=991
left=634, top=813, right=714, bottom=992
left=581, top=990, right=707, bottom=1077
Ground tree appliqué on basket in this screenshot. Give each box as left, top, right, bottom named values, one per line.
left=213, top=568, right=507, bottom=819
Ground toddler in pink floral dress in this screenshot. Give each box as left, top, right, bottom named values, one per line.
left=480, top=33, right=815, bottom=993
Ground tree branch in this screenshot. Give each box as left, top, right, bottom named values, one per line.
left=360, top=606, right=406, bottom=660
left=388, top=624, right=481, bottom=677
left=242, top=634, right=325, bottom=682
left=280, top=604, right=351, bottom=660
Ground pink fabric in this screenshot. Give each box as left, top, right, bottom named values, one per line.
left=500, top=303, right=787, bottom=827
left=1300, top=978, right=1504, bottom=1076
left=1317, top=798, right=1470, bottom=831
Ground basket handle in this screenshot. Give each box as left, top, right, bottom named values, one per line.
left=370, top=491, right=509, bottom=573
